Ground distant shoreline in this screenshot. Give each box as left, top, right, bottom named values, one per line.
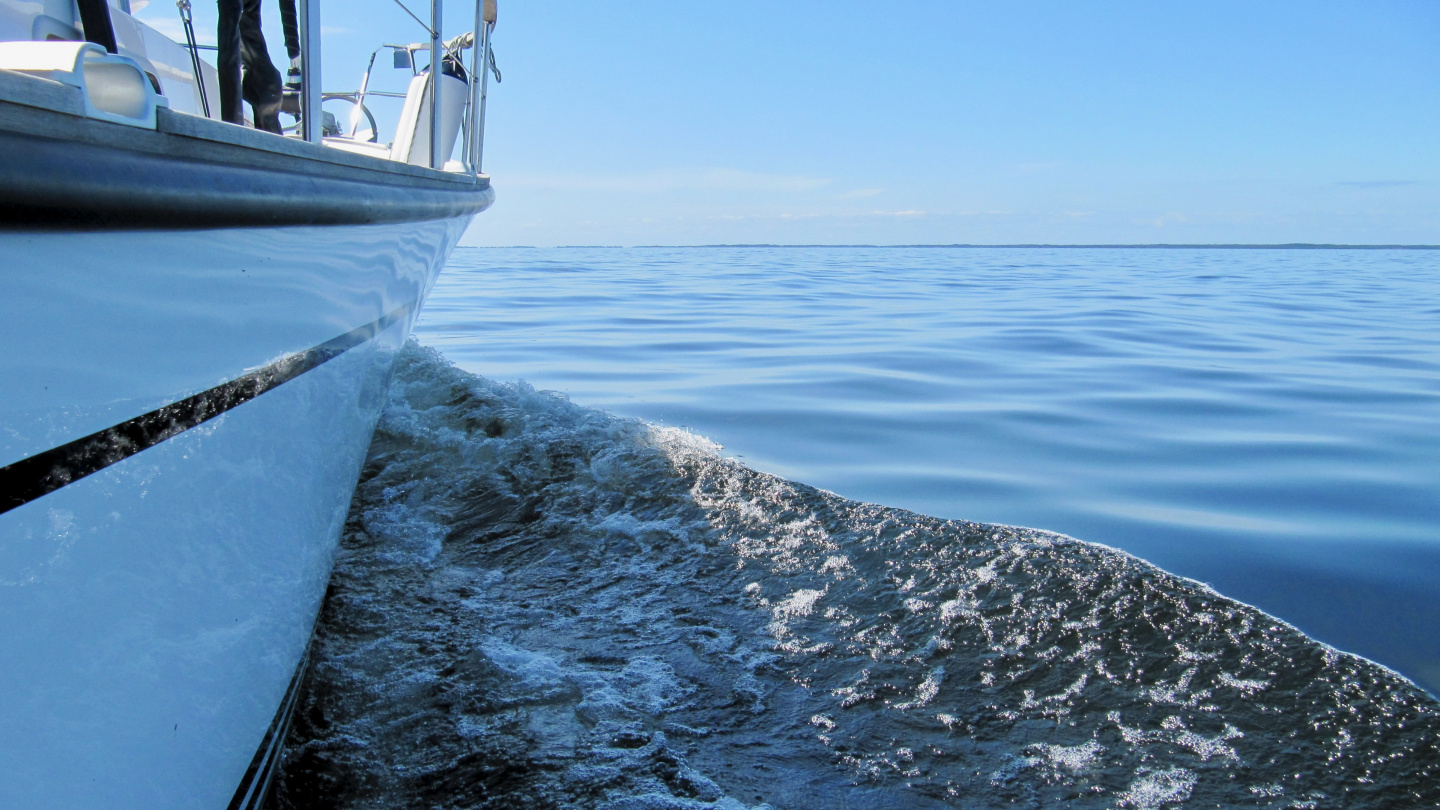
left=470, top=243, right=1440, bottom=250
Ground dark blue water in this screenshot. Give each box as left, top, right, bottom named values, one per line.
left=415, top=246, right=1440, bottom=696
left=270, top=247, right=1440, bottom=809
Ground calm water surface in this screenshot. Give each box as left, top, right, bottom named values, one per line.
left=413, top=246, right=1440, bottom=694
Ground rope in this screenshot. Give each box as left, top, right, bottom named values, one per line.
left=388, top=0, right=435, bottom=38
left=176, top=0, right=210, bottom=117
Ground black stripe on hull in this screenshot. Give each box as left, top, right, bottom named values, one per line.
left=0, top=302, right=413, bottom=516
left=229, top=645, right=310, bottom=810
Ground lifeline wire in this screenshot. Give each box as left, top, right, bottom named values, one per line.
left=176, top=0, right=210, bottom=118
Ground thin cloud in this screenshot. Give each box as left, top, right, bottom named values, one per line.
left=1144, top=212, right=1190, bottom=228
left=1336, top=181, right=1417, bottom=189
left=507, top=169, right=832, bottom=194
left=839, top=188, right=884, bottom=199
left=708, top=209, right=932, bottom=222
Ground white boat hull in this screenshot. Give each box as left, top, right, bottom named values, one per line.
left=0, top=217, right=470, bottom=807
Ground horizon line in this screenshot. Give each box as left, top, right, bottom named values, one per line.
left=464, top=243, right=1440, bottom=250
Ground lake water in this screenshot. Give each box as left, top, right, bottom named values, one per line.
left=271, top=246, right=1440, bottom=809
left=417, top=246, right=1440, bottom=695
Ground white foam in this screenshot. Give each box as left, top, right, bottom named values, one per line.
left=1117, top=767, right=1197, bottom=809
left=269, top=341, right=1440, bottom=810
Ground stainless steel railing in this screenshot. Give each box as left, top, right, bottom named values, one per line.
left=295, top=0, right=495, bottom=175
left=298, top=0, right=320, bottom=143
left=470, top=0, right=495, bottom=177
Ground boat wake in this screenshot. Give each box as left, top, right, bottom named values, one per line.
left=269, top=341, right=1439, bottom=809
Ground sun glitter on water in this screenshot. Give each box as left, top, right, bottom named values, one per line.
left=270, top=341, right=1440, bottom=810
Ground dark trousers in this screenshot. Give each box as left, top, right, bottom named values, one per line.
left=217, top=0, right=283, bottom=133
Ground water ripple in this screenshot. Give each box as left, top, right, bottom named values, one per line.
left=414, top=247, right=1440, bottom=694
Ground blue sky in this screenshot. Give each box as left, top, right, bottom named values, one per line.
left=139, top=1, right=1440, bottom=245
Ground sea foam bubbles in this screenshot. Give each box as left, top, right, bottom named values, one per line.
left=270, top=341, right=1440, bottom=809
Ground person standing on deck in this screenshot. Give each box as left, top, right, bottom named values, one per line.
left=217, top=0, right=284, bottom=133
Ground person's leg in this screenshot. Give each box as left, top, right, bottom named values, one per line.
left=216, top=0, right=245, bottom=125
left=239, top=0, right=284, bottom=134
left=276, top=0, right=300, bottom=63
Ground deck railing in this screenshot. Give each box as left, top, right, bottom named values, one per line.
left=297, top=0, right=494, bottom=175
